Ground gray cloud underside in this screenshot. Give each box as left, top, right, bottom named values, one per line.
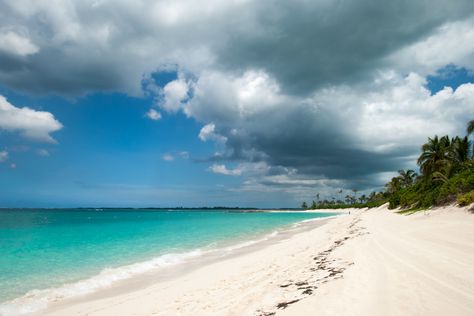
left=0, top=0, right=473, bottom=95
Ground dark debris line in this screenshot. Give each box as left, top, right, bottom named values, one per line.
left=256, top=217, right=369, bottom=315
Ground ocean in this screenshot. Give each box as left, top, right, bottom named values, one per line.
left=0, top=208, right=337, bottom=314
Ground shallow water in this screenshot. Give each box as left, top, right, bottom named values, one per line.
left=0, top=209, right=335, bottom=311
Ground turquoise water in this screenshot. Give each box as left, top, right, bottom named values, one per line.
left=0, top=209, right=334, bottom=306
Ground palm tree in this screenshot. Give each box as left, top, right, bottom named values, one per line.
left=450, top=136, right=470, bottom=163
left=352, top=188, right=358, bottom=202
left=344, top=195, right=352, bottom=205
left=467, top=119, right=474, bottom=159
left=432, top=163, right=455, bottom=183
left=417, top=135, right=451, bottom=177
left=467, top=119, right=474, bottom=135
left=397, top=169, right=417, bottom=187
left=385, top=176, right=402, bottom=194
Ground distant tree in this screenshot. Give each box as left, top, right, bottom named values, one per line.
left=301, top=201, right=308, bottom=209
left=345, top=195, right=351, bottom=204
left=352, top=188, right=358, bottom=198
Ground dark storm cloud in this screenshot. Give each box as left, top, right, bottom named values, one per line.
left=0, top=0, right=473, bottom=95
left=207, top=100, right=413, bottom=189
left=192, top=69, right=474, bottom=193
left=215, top=0, right=474, bottom=94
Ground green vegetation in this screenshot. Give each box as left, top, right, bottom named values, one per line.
left=301, top=120, right=474, bottom=211
left=458, top=190, right=474, bottom=207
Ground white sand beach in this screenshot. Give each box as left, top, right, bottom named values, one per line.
left=42, top=205, right=474, bottom=316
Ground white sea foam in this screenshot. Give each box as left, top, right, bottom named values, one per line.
left=293, top=213, right=344, bottom=226
left=222, top=230, right=280, bottom=252
left=0, top=250, right=204, bottom=316
left=0, top=215, right=333, bottom=316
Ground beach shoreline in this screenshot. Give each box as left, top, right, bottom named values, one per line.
left=13, top=204, right=474, bottom=315
left=41, top=215, right=335, bottom=315
left=0, top=211, right=338, bottom=316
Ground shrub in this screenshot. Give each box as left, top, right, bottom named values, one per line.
left=457, top=190, right=474, bottom=206
left=437, top=167, right=474, bottom=204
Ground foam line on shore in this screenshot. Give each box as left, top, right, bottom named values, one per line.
left=0, top=216, right=333, bottom=316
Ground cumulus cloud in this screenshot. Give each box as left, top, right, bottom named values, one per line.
left=0, top=95, right=63, bottom=142
left=390, top=17, right=474, bottom=76
left=0, top=31, right=39, bottom=56
left=198, top=123, right=227, bottom=143
left=184, top=68, right=474, bottom=195
left=160, top=78, right=189, bottom=112
left=0, top=150, right=8, bottom=162
left=208, top=161, right=271, bottom=177
left=209, top=164, right=242, bottom=176
left=145, top=108, right=161, bottom=120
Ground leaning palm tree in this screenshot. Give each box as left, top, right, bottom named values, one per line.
left=417, top=135, right=451, bottom=177
left=432, top=163, right=455, bottom=183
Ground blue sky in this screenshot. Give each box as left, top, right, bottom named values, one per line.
left=0, top=1, right=473, bottom=207
left=0, top=84, right=249, bottom=207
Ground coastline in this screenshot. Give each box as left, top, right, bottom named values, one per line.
left=10, top=205, right=474, bottom=315
left=0, top=213, right=336, bottom=316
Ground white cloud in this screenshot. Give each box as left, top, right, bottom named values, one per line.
left=181, top=66, right=474, bottom=197
left=162, top=153, right=174, bottom=161
left=160, top=78, right=189, bottom=113
left=0, top=96, right=63, bottom=143
left=179, top=151, right=189, bottom=159
left=390, top=18, right=474, bottom=76
left=145, top=108, right=162, bottom=120
left=184, top=70, right=285, bottom=123
left=0, top=150, right=8, bottom=162
left=198, top=123, right=227, bottom=143
left=209, top=161, right=271, bottom=177
left=310, top=72, right=474, bottom=154
left=0, top=31, right=39, bottom=56
left=209, top=164, right=242, bottom=176
left=36, top=149, right=50, bottom=157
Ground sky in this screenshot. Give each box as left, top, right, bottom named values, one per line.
left=0, top=0, right=473, bottom=208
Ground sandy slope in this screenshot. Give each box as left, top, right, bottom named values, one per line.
left=43, top=205, right=474, bottom=316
